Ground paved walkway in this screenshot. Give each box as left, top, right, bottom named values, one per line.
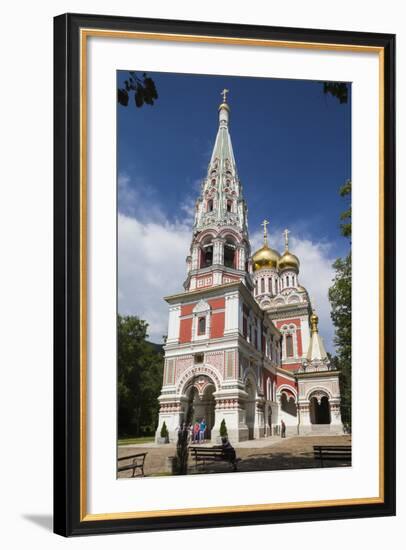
left=119, top=435, right=287, bottom=450
left=117, top=435, right=351, bottom=478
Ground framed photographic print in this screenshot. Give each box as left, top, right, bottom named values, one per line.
left=53, top=13, right=396, bottom=536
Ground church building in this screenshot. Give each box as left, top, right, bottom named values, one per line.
left=156, top=91, right=343, bottom=443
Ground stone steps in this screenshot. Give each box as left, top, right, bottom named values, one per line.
left=298, top=424, right=344, bottom=436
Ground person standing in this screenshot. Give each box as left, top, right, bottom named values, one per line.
left=281, top=419, right=286, bottom=438
left=193, top=421, right=200, bottom=443
left=199, top=418, right=207, bottom=443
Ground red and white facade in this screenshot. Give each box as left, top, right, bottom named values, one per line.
left=155, top=94, right=343, bottom=443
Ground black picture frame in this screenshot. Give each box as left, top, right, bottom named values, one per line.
left=54, top=12, right=396, bottom=537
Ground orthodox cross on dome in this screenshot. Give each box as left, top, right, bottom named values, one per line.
left=221, top=88, right=229, bottom=103
left=261, top=219, right=269, bottom=244
left=283, top=228, right=290, bottom=251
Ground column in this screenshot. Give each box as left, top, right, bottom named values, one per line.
left=166, top=305, right=181, bottom=344
left=213, top=238, right=224, bottom=265
left=297, top=400, right=311, bottom=434
left=224, top=292, right=239, bottom=334
left=237, top=246, right=246, bottom=271
left=330, top=398, right=343, bottom=427
left=191, top=245, right=200, bottom=270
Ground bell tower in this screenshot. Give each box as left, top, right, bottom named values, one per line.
left=184, top=91, right=252, bottom=292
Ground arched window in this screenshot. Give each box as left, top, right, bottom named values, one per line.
left=224, top=238, right=236, bottom=268
left=226, top=199, right=232, bottom=213
left=255, top=280, right=258, bottom=295
left=261, top=278, right=265, bottom=294
left=286, top=334, right=294, bottom=357
left=281, top=392, right=297, bottom=416
left=207, top=199, right=213, bottom=212
left=201, top=240, right=213, bottom=267
left=286, top=275, right=289, bottom=287
left=267, top=379, right=271, bottom=400
left=198, top=316, right=206, bottom=335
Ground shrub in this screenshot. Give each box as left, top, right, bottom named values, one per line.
left=160, top=421, right=169, bottom=440
left=220, top=419, right=228, bottom=438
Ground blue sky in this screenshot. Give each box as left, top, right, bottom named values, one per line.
left=117, top=70, right=351, bottom=349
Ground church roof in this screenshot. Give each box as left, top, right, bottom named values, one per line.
left=193, top=90, right=248, bottom=236
left=306, top=311, right=328, bottom=362
left=209, top=102, right=237, bottom=175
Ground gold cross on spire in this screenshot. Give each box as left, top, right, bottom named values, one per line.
left=283, top=228, right=290, bottom=251
left=221, top=88, right=229, bottom=103
left=261, top=219, right=269, bottom=244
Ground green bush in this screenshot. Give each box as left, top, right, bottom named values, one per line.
left=160, top=421, right=169, bottom=440
left=219, top=419, right=228, bottom=438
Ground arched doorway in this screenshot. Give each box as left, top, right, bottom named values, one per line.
left=280, top=391, right=297, bottom=417
left=184, top=377, right=216, bottom=440
left=309, top=392, right=331, bottom=424
left=245, top=378, right=256, bottom=440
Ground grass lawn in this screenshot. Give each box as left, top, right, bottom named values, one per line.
left=118, top=436, right=155, bottom=446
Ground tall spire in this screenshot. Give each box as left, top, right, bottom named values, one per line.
left=193, top=90, right=248, bottom=236
left=208, top=89, right=235, bottom=169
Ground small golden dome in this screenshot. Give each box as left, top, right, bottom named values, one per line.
left=218, top=102, right=230, bottom=112
left=278, top=250, right=300, bottom=272
left=310, top=311, right=319, bottom=333
left=252, top=244, right=280, bottom=271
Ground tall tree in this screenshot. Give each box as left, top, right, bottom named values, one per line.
left=117, top=315, right=164, bottom=437
left=328, top=180, right=352, bottom=427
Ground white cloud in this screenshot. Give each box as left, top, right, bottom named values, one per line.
left=118, top=174, right=337, bottom=351
left=118, top=214, right=191, bottom=343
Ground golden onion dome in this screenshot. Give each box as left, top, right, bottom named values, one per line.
left=278, top=250, right=300, bottom=272
left=252, top=244, right=280, bottom=271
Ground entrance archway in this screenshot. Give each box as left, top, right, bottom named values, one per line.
left=184, top=377, right=216, bottom=440
left=309, top=392, right=331, bottom=424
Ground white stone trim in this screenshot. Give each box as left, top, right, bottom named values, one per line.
left=176, top=363, right=223, bottom=395
left=166, top=304, right=181, bottom=344
left=224, top=291, right=239, bottom=334
left=276, top=383, right=298, bottom=399
left=191, top=299, right=211, bottom=342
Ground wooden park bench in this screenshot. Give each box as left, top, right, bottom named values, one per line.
left=117, top=452, right=147, bottom=477
left=313, top=445, right=351, bottom=467
left=189, top=445, right=239, bottom=471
